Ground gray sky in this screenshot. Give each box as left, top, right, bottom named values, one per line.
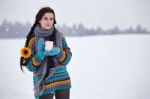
left=0, top=0, right=150, bottom=30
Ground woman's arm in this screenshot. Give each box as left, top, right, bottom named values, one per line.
left=23, top=37, right=44, bottom=72
left=55, top=33, right=72, bottom=66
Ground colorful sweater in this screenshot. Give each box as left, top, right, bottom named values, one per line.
left=23, top=33, right=72, bottom=99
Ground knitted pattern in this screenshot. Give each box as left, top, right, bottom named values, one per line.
left=23, top=33, right=72, bottom=99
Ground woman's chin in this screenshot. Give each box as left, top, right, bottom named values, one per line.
left=42, top=27, right=52, bottom=31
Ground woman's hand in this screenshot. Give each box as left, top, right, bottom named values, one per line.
left=36, top=38, right=45, bottom=59
left=43, top=47, right=60, bottom=56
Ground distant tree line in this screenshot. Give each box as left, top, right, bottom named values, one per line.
left=0, top=19, right=149, bottom=39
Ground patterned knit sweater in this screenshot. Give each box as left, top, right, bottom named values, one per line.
left=23, top=33, right=72, bottom=99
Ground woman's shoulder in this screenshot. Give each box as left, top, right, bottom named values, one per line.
left=55, top=28, right=65, bottom=38
left=28, top=36, right=35, bottom=49
left=59, top=32, right=65, bottom=39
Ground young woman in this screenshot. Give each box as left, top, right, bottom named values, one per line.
left=20, top=7, right=72, bottom=99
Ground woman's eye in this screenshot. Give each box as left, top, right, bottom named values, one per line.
left=43, top=17, right=54, bottom=21
left=44, top=17, right=48, bottom=20
left=50, top=18, right=54, bottom=20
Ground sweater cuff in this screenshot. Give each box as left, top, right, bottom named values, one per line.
left=31, top=54, right=44, bottom=66
left=55, top=50, right=66, bottom=62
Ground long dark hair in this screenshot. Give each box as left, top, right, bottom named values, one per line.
left=20, top=7, right=57, bottom=72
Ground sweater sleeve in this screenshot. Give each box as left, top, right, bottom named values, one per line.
left=23, top=37, right=44, bottom=72
left=55, top=33, right=72, bottom=66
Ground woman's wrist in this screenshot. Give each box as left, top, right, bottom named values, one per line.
left=35, top=53, right=45, bottom=60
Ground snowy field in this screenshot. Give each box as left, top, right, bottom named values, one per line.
left=0, top=34, right=150, bottom=99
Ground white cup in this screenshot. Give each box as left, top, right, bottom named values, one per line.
left=45, top=41, right=53, bottom=51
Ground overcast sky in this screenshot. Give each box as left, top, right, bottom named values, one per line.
left=0, top=0, right=149, bottom=30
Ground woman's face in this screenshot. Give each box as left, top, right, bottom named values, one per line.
left=39, top=12, right=54, bottom=30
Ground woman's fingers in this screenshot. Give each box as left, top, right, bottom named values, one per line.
left=43, top=47, right=60, bottom=56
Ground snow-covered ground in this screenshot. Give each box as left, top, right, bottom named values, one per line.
left=0, top=34, right=150, bottom=99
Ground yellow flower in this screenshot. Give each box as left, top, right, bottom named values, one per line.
left=20, top=47, right=31, bottom=59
